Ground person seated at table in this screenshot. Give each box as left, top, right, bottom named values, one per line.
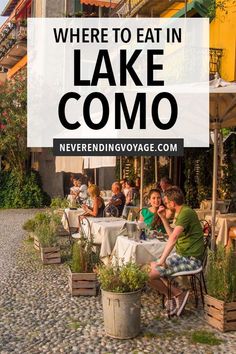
left=76, top=177, right=88, bottom=204
left=67, top=178, right=81, bottom=206
left=159, top=176, right=173, bottom=197
left=139, top=189, right=166, bottom=233
left=122, top=180, right=139, bottom=219
left=149, top=187, right=204, bottom=317
left=81, top=184, right=105, bottom=217
left=120, top=178, right=129, bottom=197
left=135, top=177, right=141, bottom=191
left=107, top=182, right=126, bottom=217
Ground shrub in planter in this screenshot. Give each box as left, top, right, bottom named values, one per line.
left=204, top=246, right=236, bottom=331
left=50, top=197, right=69, bottom=210
left=23, top=212, right=59, bottom=245
left=98, top=262, right=148, bottom=339
left=69, top=236, right=100, bottom=296
left=34, top=212, right=61, bottom=264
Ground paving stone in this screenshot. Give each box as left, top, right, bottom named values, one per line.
left=0, top=209, right=236, bottom=353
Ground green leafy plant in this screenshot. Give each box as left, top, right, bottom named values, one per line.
left=22, top=212, right=51, bottom=232
left=98, top=262, right=148, bottom=293
left=70, top=236, right=99, bottom=273
left=34, top=212, right=61, bottom=247
left=35, top=222, right=57, bottom=248
left=22, top=218, right=37, bottom=232
left=0, top=171, right=50, bottom=208
left=206, top=246, right=236, bottom=302
left=50, top=197, right=69, bottom=209
left=0, top=69, right=27, bottom=178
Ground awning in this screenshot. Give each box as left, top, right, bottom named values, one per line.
left=55, top=156, right=83, bottom=173
left=80, top=0, right=119, bottom=8
left=83, top=156, right=116, bottom=169
left=171, top=0, right=209, bottom=18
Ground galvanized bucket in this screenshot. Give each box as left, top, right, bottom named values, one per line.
left=101, top=289, right=141, bottom=339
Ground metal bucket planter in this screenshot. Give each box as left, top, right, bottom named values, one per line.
left=101, top=289, right=141, bottom=339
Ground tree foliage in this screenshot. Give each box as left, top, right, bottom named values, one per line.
left=0, top=68, right=27, bottom=178
left=208, top=0, right=236, bottom=20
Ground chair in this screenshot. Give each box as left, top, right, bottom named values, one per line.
left=216, top=200, right=231, bottom=214
left=72, top=216, right=91, bottom=240
left=103, top=204, right=119, bottom=217
left=55, top=209, right=74, bottom=244
left=165, top=228, right=211, bottom=318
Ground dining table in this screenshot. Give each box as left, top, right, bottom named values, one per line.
left=87, top=217, right=128, bottom=258
left=205, top=213, right=236, bottom=246
left=194, top=209, right=220, bottom=221
left=112, top=235, right=167, bottom=266
left=61, top=208, right=85, bottom=229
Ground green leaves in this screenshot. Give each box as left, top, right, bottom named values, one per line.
left=34, top=211, right=61, bottom=247
left=71, top=236, right=100, bottom=273
left=206, top=246, right=236, bottom=302
left=98, top=262, right=148, bottom=293
left=0, top=68, right=27, bottom=176
left=0, top=171, right=49, bottom=208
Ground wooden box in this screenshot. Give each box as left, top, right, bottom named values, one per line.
left=34, top=236, right=40, bottom=251
left=40, top=246, right=61, bottom=265
left=204, top=294, right=236, bottom=332
left=69, top=268, right=97, bottom=296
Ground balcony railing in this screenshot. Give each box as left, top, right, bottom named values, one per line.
left=111, top=0, right=186, bottom=17
left=0, top=22, right=27, bottom=68
left=209, top=48, right=223, bottom=79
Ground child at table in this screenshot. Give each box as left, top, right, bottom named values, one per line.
left=67, top=178, right=81, bottom=206
left=139, top=189, right=166, bottom=234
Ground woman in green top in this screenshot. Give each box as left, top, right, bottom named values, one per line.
left=139, top=189, right=166, bottom=233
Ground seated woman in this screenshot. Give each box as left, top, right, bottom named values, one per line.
left=81, top=184, right=105, bottom=217
left=139, top=189, right=166, bottom=233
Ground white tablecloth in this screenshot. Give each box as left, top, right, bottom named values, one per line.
left=88, top=218, right=128, bottom=258
left=194, top=209, right=220, bottom=220
left=62, top=208, right=85, bottom=229
left=112, top=236, right=167, bottom=265
left=205, top=213, right=236, bottom=246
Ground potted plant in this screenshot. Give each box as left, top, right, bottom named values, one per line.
left=23, top=212, right=54, bottom=243
left=50, top=197, right=71, bottom=236
left=22, top=218, right=37, bottom=240
left=204, top=246, right=236, bottom=332
left=68, top=234, right=99, bottom=296
left=34, top=212, right=61, bottom=264
left=50, top=197, right=69, bottom=210
left=98, top=262, right=148, bottom=339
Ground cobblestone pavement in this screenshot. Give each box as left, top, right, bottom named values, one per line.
left=0, top=209, right=236, bottom=354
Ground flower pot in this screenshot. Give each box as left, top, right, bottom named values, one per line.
left=40, top=246, right=61, bottom=265
left=204, top=294, right=236, bottom=332
left=68, top=267, right=97, bottom=296
left=101, top=289, right=141, bottom=339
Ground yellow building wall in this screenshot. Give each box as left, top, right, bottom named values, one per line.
left=210, top=1, right=236, bottom=81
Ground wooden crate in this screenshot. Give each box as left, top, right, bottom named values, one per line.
left=68, top=268, right=97, bottom=296
left=204, top=294, right=236, bottom=332
left=34, top=236, right=40, bottom=251
left=40, top=246, right=61, bottom=265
